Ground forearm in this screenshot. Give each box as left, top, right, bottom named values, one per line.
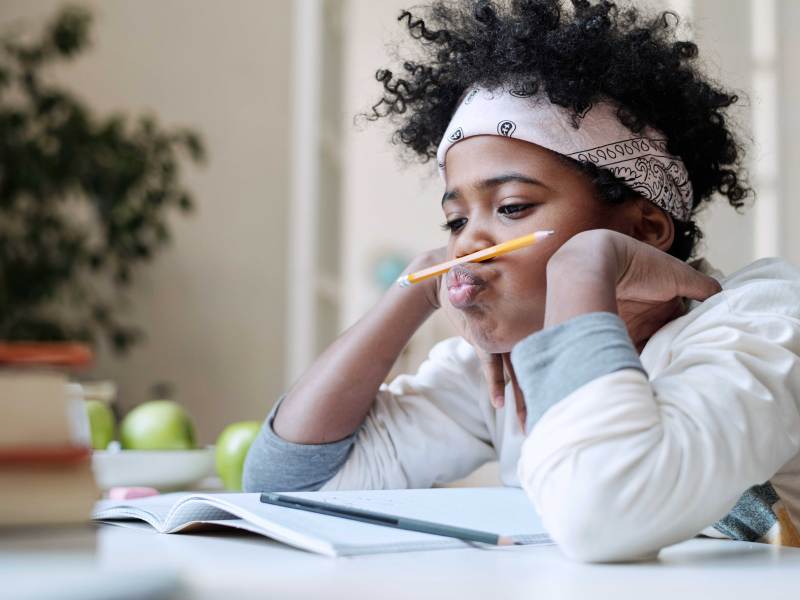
left=517, top=361, right=800, bottom=562
left=543, top=236, right=618, bottom=328
left=274, top=281, right=436, bottom=444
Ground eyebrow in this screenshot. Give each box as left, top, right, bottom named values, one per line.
left=441, top=172, right=552, bottom=205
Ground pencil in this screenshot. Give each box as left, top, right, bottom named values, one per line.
left=261, top=492, right=516, bottom=546
left=396, top=230, right=555, bottom=287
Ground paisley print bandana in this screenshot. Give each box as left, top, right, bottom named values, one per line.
left=436, top=86, right=694, bottom=221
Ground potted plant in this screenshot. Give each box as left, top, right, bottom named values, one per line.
left=0, top=5, right=205, bottom=354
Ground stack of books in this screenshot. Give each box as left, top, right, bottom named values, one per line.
left=0, top=343, right=99, bottom=527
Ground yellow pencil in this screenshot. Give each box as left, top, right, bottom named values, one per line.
left=397, top=230, right=555, bottom=287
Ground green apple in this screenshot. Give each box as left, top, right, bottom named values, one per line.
left=215, top=421, right=261, bottom=491
left=120, top=400, right=196, bottom=450
left=85, top=399, right=115, bottom=450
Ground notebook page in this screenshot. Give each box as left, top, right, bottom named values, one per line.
left=164, top=498, right=242, bottom=531
left=193, top=487, right=549, bottom=555
left=187, top=493, right=468, bottom=556
left=93, top=493, right=187, bottom=531
left=93, top=493, right=233, bottom=532
left=94, top=487, right=550, bottom=556
left=285, top=487, right=548, bottom=539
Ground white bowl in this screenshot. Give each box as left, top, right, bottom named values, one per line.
left=92, top=447, right=216, bottom=491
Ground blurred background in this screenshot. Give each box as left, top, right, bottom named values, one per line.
left=0, top=0, right=797, bottom=445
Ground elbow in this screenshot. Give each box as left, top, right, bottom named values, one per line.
left=240, top=465, right=263, bottom=493
left=241, top=445, right=317, bottom=493
left=240, top=418, right=348, bottom=493
left=241, top=474, right=261, bottom=493
left=535, top=478, right=662, bottom=563
left=240, top=426, right=313, bottom=493
left=241, top=434, right=272, bottom=492
left=545, top=504, right=658, bottom=563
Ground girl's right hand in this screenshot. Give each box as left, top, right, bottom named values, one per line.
left=402, top=247, right=448, bottom=311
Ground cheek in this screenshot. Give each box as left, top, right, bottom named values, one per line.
left=538, top=196, right=619, bottom=238
left=462, top=258, right=550, bottom=354
left=503, top=243, right=554, bottom=289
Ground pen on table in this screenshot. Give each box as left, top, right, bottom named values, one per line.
left=396, top=230, right=555, bottom=287
left=260, top=492, right=517, bottom=546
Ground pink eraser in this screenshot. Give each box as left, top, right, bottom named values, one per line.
left=108, top=486, right=159, bottom=500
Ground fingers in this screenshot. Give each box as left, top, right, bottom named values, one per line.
left=622, top=246, right=723, bottom=306
left=677, top=265, right=723, bottom=302
left=502, top=354, right=527, bottom=433
left=696, top=273, right=723, bottom=300
left=648, top=244, right=721, bottom=303
left=482, top=353, right=506, bottom=408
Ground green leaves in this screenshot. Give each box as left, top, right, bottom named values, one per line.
left=49, top=6, right=92, bottom=57
left=0, top=5, right=205, bottom=353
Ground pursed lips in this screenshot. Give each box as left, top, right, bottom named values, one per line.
left=446, top=264, right=489, bottom=309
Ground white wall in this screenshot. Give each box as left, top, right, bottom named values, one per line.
left=340, top=0, right=459, bottom=375
left=341, top=0, right=447, bottom=327
left=0, top=0, right=292, bottom=443
left=688, top=0, right=758, bottom=273
left=780, top=1, right=800, bottom=258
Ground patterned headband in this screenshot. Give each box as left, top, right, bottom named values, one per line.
left=436, top=87, right=693, bottom=221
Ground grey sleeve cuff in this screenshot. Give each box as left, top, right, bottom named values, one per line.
left=241, top=396, right=356, bottom=492
left=510, top=311, right=646, bottom=431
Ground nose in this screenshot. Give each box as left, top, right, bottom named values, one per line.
left=452, top=222, right=496, bottom=259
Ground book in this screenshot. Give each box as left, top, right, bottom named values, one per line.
left=0, top=342, right=93, bottom=367
left=93, top=487, right=551, bottom=556
left=0, top=370, right=88, bottom=447
left=0, top=343, right=98, bottom=527
left=0, top=449, right=99, bottom=526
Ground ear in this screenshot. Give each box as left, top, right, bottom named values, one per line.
left=631, top=198, right=674, bottom=252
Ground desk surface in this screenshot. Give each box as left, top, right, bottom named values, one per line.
left=2, top=523, right=800, bottom=600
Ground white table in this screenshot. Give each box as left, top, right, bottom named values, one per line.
left=2, top=523, right=800, bottom=600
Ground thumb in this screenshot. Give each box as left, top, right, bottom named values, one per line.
left=678, top=267, right=722, bottom=302
left=502, top=354, right=527, bottom=433
left=480, top=352, right=507, bottom=408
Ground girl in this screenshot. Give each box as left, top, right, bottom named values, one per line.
left=243, top=0, right=800, bottom=562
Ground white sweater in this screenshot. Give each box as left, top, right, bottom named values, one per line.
left=319, top=257, right=800, bottom=560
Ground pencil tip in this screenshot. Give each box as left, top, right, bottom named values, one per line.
left=497, top=535, right=515, bottom=546
left=396, top=275, right=410, bottom=287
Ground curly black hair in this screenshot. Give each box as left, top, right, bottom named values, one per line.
left=368, top=0, right=753, bottom=261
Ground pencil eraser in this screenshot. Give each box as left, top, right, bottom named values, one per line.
left=108, top=486, right=159, bottom=500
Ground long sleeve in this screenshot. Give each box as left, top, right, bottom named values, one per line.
left=242, top=396, right=357, bottom=492
left=511, top=303, right=800, bottom=562
left=243, top=337, right=496, bottom=493
left=321, top=337, right=497, bottom=490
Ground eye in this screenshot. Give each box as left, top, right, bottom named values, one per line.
left=498, top=203, right=535, bottom=217
left=440, top=217, right=467, bottom=233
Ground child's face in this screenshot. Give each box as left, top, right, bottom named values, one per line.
left=442, top=135, right=636, bottom=353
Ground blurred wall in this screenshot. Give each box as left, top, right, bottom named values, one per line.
left=340, top=0, right=461, bottom=377
left=0, top=0, right=292, bottom=443
left=341, top=0, right=446, bottom=328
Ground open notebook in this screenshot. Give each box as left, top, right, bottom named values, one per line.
left=93, top=487, right=551, bottom=556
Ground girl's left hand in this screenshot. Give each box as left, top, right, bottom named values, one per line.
left=544, top=229, right=722, bottom=346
